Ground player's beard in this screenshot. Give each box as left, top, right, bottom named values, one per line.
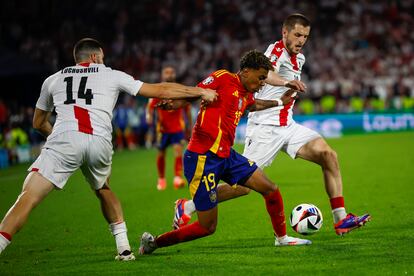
left=285, top=39, right=296, bottom=55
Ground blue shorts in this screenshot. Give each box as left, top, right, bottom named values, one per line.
left=184, top=149, right=258, bottom=211
left=158, top=131, right=185, bottom=150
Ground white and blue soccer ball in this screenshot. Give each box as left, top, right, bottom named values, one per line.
left=290, top=203, right=323, bottom=235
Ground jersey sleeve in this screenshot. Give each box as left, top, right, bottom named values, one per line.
left=197, top=71, right=223, bottom=90
left=264, top=43, right=282, bottom=72
left=36, top=76, right=54, bottom=112
left=116, top=71, right=144, bottom=96
left=246, top=93, right=255, bottom=109
left=264, top=43, right=274, bottom=58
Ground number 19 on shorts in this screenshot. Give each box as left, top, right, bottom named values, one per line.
left=202, top=173, right=216, bottom=191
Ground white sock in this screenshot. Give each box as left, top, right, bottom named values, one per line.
left=184, top=200, right=196, bottom=215
left=0, top=234, right=11, bottom=254
left=109, top=222, right=131, bottom=254
left=332, top=207, right=347, bottom=223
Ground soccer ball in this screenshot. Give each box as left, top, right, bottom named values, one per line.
left=290, top=203, right=323, bottom=235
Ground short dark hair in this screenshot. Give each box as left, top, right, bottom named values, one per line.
left=240, top=50, right=273, bottom=72
left=73, top=38, right=103, bottom=63
left=283, top=13, right=311, bottom=31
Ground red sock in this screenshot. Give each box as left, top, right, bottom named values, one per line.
left=126, top=133, right=135, bottom=147
left=115, top=133, right=124, bottom=148
left=263, top=189, right=286, bottom=237
left=330, top=196, right=345, bottom=210
left=174, top=156, right=183, bottom=177
left=157, top=154, right=165, bottom=178
left=0, top=231, right=12, bottom=241
left=155, top=221, right=211, bottom=248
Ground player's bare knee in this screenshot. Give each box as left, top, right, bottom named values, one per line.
left=325, top=149, right=337, bottom=162
left=320, top=148, right=338, bottom=167
left=237, top=185, right=251, bottom=196
left=265, top=177, right=278, bottom=191
left=256, top=181, right=277, bottom=196
left=262, top=186, right=278, bottom=196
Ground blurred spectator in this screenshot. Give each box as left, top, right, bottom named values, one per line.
left=0, top=98, right=7, bottom=129
left=126, top=97, right=149, bottom=148
left=0, top=0, right=413, bottom=157
left=5, top=123, right=30, bottom=164
left=0, top=131, right=7, bottom=169
left=0, top=1, right=413, bottom=113
left=113, top=97, right=135, bottom=150
left=350, top=95, right=364, bottom=113
left=297, top=98, right=315, bottom=115
left=320, top=94, right=336, bottom=114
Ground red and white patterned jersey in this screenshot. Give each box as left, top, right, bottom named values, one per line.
left=248, top=40, right=305, bottom=126
left=36, top=63, right=143, bottom=141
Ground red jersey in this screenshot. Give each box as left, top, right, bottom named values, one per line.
left=148, top=98, right=188, bottom=133
left=188, top=70, right=255, bottom=158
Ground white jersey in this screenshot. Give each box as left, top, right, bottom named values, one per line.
left=36, top=63, right=143, bottom=142
left=248, top=40, right=305, bottom=126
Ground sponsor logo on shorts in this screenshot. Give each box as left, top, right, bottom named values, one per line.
left=209, top=190, right=217, bottom=203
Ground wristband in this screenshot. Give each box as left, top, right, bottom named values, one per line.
left=275, top=99, right=283, bottom=106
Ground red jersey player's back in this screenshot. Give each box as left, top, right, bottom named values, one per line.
left=188, top=70, right=255, bottom=158
left=148, top=98, right=187, bottom=134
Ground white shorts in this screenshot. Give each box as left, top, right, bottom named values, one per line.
left=29, top=131, right=113, bottom=190
left=243, top=121, right=321, bottom=168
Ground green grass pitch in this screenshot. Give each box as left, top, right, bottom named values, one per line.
left=0, top=132, right=413, bottom=275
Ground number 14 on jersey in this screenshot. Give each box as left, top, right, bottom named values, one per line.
left=64, top=76, right=93, bottom=105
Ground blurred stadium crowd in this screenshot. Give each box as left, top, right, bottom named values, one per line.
left=0, top=0, right=413, bottom=166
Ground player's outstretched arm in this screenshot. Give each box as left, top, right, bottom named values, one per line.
left=266, top=70, right=307, bottom=92
left=155, top=99, right=191, bottom=110
left=139, top=83, right=217, bottom=103
left=33, top=108, right=53, bottom=137
left=248, top=89, right=296, bottom=112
